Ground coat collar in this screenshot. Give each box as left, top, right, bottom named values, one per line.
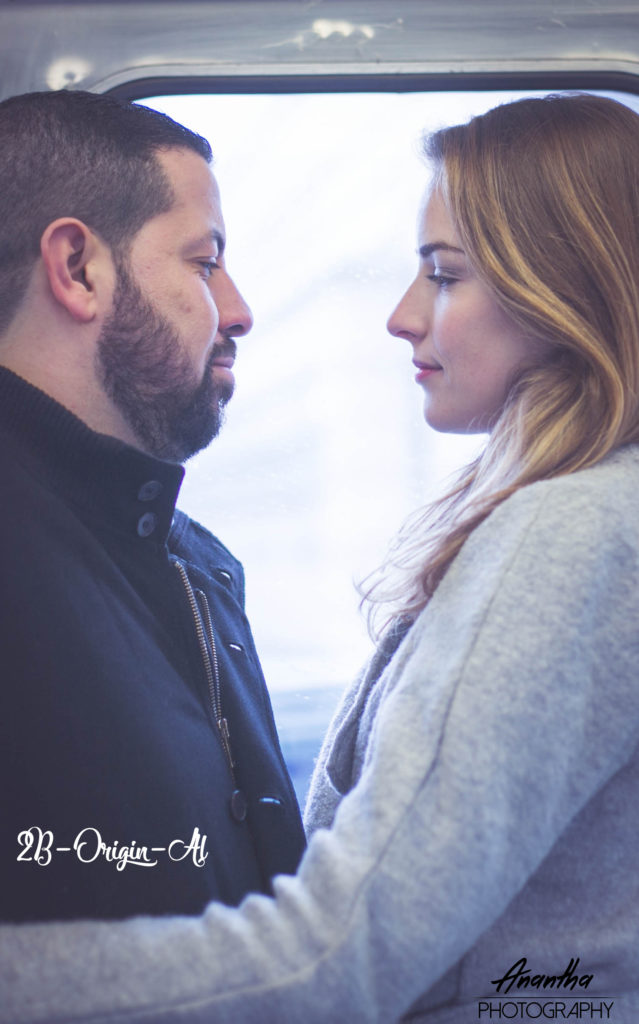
left=0, top=366, right=185, bottom=546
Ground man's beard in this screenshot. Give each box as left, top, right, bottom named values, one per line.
left=96, top=258, right=235, bottom=463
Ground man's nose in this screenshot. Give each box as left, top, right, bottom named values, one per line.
left=216, top=272, right=253, bottom=338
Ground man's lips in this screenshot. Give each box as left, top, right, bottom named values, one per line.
left=211, top=340, right=237, bottom=370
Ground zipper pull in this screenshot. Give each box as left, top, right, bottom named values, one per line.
left=218, top=717, right=236, bottom=768
left=218, top=718, right=247, bottom=823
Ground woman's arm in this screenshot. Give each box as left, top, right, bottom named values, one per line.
left=3, top=453, right=639, bottom=1024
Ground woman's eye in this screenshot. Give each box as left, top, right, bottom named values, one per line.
left=427, top=273, right=457, bottom=289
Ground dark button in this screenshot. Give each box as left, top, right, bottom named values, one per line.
left=138, top=480, right=163, bottom=502
left=214, top=569, right=233, bottom=588
left=137, top=512, right=158, bottom=538
left=228, top=642, right=244, bottom=653
left=229, top=789, right=247, bottom=823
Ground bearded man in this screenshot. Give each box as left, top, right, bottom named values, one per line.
left=0, top=89, right=304, bottom=922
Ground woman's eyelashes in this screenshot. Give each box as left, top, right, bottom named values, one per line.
left=426, top=271, right=458, bottom=288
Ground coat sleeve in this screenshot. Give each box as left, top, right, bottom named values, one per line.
left=2, top=470, right=639, bottom=1024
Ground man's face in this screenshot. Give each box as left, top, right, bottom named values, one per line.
left=96, top=148, right=252, bottom=462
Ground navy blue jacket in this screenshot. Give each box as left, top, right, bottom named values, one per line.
left=0, top=367, right=305, bottom=923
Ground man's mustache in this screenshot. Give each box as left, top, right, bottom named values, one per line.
left=211, top=338, right=237, bottom=362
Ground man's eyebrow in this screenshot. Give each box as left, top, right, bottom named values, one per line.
left=418, top=242, right=465, bottom=258
left=190, top=229, right=226, bottom=256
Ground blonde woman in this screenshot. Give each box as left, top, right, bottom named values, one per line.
left=3, top=93, right=639, bottom=1023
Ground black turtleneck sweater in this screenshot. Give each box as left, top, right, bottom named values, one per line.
left=0, top=366, right=304, bottom=922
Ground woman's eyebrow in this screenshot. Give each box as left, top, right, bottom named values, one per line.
left=418, top=242, right=465, bottom=258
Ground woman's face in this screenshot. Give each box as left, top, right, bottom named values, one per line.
left=387, top=185, right=536, bottom=433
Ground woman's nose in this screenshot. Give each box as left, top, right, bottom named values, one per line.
left=386, top=279, right=426, bottom=344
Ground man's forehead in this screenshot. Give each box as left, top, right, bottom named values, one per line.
left=154, top=147, right=225, bottom=246
left=156, top=147, right=220, bottom=203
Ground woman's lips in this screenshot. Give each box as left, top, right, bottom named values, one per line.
left=413, top=360, right=442, bottom=383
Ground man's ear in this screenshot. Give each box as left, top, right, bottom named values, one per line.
left=40, top=218, right=107, bottom=323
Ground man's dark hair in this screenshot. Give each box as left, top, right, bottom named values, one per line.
left=0, top=89, right=212, bottom=333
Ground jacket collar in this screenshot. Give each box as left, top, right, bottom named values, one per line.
left=0, top=366, right=185, bottom=546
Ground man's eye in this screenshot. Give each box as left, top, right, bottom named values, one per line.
left=427, top=273, right=457, bottom=289
left=198, top=260, right=219, bottom=278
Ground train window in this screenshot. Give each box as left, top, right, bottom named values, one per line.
left=141, top=87, right=639, bottom=802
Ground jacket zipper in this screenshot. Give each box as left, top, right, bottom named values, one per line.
left=171, top=557, right=236, bottom=778
left=196, top=584, right=236, bottom=770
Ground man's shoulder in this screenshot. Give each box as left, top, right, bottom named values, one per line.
left=168, top=509, right=245, bottom=604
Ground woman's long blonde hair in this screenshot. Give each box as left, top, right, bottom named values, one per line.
left=363, top=93, right=639, bottom=637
